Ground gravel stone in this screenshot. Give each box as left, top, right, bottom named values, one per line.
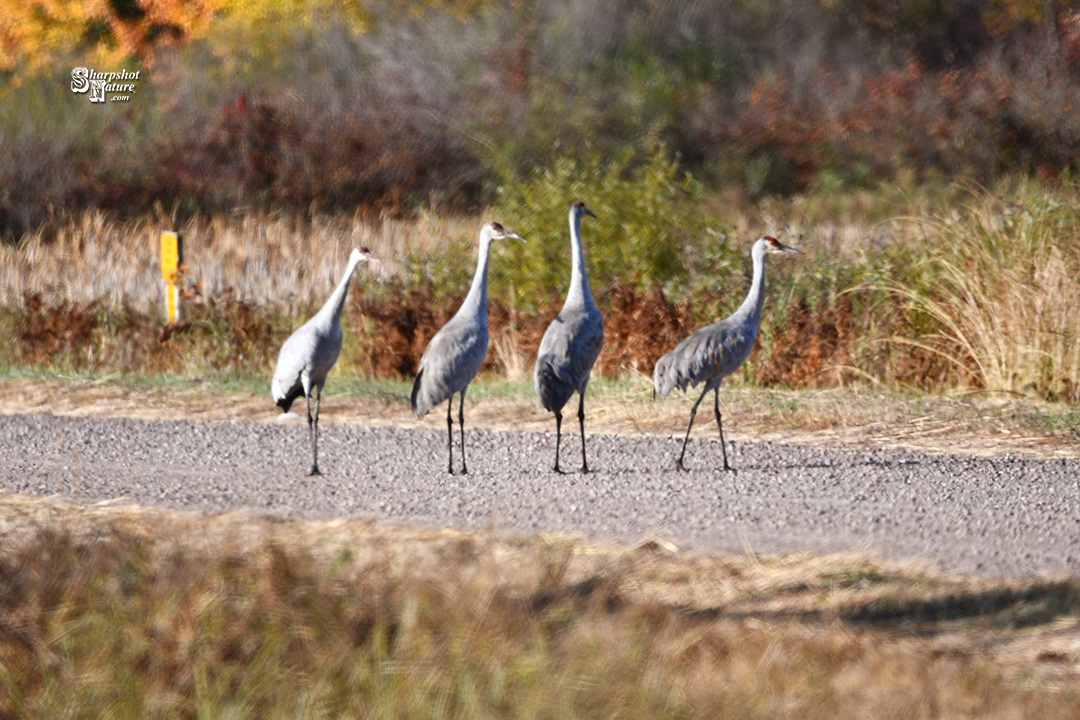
left=1, top=412, right=1078, bottom=577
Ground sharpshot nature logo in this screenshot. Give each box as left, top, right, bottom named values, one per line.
left=71, top=67, right=141, bottom=103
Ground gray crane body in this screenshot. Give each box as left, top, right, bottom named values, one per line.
left=534, top=202, right=604, bottom=472
left=411, top=222, right=524, bottom=473
left=653, top=236, right=803, bottom=471
left=272, top=247, right=375, bottom=474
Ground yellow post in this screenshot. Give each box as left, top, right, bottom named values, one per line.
left=160, top=231, right=183, bottom=323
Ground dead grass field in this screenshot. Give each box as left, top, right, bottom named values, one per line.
left=0, top=493, right=1077, bottom=717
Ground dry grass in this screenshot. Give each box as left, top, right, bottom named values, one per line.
left=0, top=210, right=477, bottom=312
left=885, top=186, right=1080, bottom=403
left=0, top=494, right=1077, bottom=718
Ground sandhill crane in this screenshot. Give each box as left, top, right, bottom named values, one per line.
left=272, top=246, right=377, bottom=475
left=411, top=221, right=525, bottom=474
left=534, top=201, right=605, bottom=473
left=653, top=236, right=803, bottom=472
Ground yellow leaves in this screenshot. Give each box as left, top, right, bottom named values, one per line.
left=0, top=0, right=224, bottom=71
left=0, top=0, right=495, bottom=74
left=0, top=0, right=99, bottom=71
left=0, top=0, right=384, bottom=74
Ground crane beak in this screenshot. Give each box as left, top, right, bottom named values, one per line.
left=584, top=208, right=597, bottom=219
left=508, top=232, right=526, bottom=244
left=780, top=242, right=804, bottom=255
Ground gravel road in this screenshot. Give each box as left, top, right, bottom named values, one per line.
left=1, top=412, right=1077, bottom=577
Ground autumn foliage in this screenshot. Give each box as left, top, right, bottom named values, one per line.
left=5, top=1, right=1080, bottom=239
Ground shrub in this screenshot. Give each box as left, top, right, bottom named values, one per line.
left=489, top=143, right=733, bottom=313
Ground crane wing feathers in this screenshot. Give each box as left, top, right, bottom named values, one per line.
left=534, top=310, right=604, bottom=413
left=411, top=321, right=489, bottom=417
left=271, top=322, right=345, bottom=409
left=653, top=319, right=756, bottom=398
left=271, top=326, right=314, bottom=408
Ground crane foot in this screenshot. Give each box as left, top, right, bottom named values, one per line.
left=309, top=466, right=323, bottom=476
left=675, top=459, right=690, bottom=472
left=579, top=464, right=590, bottom=474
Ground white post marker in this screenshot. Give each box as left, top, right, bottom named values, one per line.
left=160, top=231, right=183, bottom=323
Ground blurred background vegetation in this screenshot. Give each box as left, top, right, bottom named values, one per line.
left=1, top=0, right=1079, bottom=405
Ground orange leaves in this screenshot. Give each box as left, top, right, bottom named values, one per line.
left=0, top=0, right=99, bottom=72
left=0, top=0, right=223, bottom=70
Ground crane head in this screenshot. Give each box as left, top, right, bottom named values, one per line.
left=761, top=236, right=804, bottom=255
left=483, top=221, right=526, bottom=244
left=350, top=246, right=379, bottom=264
left=572, top=201, right=597, bottom=219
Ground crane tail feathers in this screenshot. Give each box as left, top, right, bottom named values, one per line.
left=410, top=368, right=425, bottom=416
left=276, top=385, right=303, bottom=413
left=533, top=360, right=575, bottom=414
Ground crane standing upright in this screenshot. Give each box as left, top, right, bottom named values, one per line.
left=411, top=221, right=525, bottom=474
left=272, top=246, right=377, bottom=475
left=534, top=201, right=605, bottom=473
left=653, top=236, right=803, bottom=472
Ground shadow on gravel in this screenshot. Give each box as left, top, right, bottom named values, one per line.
left=837, top=580, right=1080, bottom=630
left=673, top=580, right=1080, bottom=635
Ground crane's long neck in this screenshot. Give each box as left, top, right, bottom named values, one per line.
left=460, top=234, right=492, bottom=324
left=565, top=210, right=594, bottom=309
left=318, top=254, right=362, bottom=325
left=733, top=241, right=767, bottom=329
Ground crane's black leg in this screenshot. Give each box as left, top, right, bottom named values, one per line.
left=676, top=387, right=709, bottom=472
left=458, top=389, right=468, bottom=475
left=446, top=396, right=455, bottom=475
left=305, top=392, right=314, bottom=470
left=713, top=388, right=735, bottom=474
left=577, top=391, right=589, bottom=474
left=553, top=411, right=564, bottom=474
left=310, top=387, right=323, bottom=476
left=305, top=391, right=321, bottom=476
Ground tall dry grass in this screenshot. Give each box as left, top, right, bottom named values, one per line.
left=0, top=210, right=479, bottom=312
left=886, top=184, right=1080, bottom=402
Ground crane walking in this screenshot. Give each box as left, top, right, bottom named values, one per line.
left=272, top=246, right=377, bottom=475
left=653, top=236, right=803, bottom=472
left=534, top=201, right=605, bottom=473
left=411, top=222, right=525, bottom=474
